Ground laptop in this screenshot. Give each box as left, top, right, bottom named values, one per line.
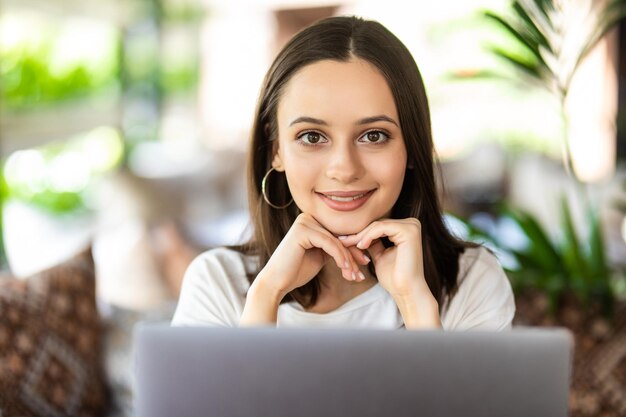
left=134, top=325, right=573, bottom=417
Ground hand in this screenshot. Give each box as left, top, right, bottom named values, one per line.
left=338, top=218, right=432, bottom=300
left=256, top=213, right=368, bottom=299
left=339, top=218, right=441, bottom=329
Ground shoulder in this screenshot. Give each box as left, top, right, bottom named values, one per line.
left=185, top=247, right=256, bottom=294
left=441, top=245, right=516, bottom=330
left=191, top=246, right=255, bottom=267
left=171, top=247, right=256, bottom=326
left=455, top=246, right=512, bottom=299
left=457, top=246, right=503, bottom=285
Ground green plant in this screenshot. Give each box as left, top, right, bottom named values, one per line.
left=451, top=0, right=626, bottom=315
left=0, top=25, right=121, bottom=111
left=458, top=0, right=626, bottom=179
left=1, top=53, right=115, bottom=110
left=463, top=198, right=620, bottom=317
left=2, top=126, right=124, bottom=215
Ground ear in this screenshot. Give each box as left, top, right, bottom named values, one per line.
left=271, top=141, right=285, bottom=171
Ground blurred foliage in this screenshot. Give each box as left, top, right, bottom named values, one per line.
left=19, top=190, right=84, bottom=214
left=1, top=10, right=200, bottom=112
left=461, top=199, right=623, bottom=318
left=0, top=3, right=201, bottom=269
left=448, top=0, right=626, bottom=315
left=162, top=0, right=205, bottom=23
left=160, top=60, right=199, bottom=94
left=1, top=53, right=116, bottom=110
left=453, top=0, right=626, bottom=179
left=3, top=126, right=124, bottom=214
left=0, top=15, right=121, bottom=111
left=487, top=125, right=561, bottom=158
left=457, top=0, right=626, bottom=95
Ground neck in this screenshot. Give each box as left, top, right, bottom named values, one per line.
left=317, top=261, right=377, bottom=296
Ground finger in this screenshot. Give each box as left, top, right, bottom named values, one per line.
left=337, top=234, right=359, bottom=245
left=337, top=219, right=389, bottom=247
left=346, top=246, right=369, bottom=282
left=303, top=219, right=362, bottom=280
left=366, top=239, right=385, bottom=263
left=356, top=220, right=416, bottom=250
left=347, top=245, right=371, bottom=266
left=338, top=238, right=370, bottom=282
left=354, top=223, right=390, bottom=250
left=305, top=232, right=350, bottom=271
left=305, top=229, right=360, bottom=281
left=342, top=245, right=361, bottom=281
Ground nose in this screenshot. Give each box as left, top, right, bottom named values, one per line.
left=325, top=141, right=364, bottom=183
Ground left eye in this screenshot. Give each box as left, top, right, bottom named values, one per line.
left=359, top=130, right=390, bottom=144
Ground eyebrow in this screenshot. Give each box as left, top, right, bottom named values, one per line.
left=289, top=116, right=328, bottom=127
left=288, top=115, right=399, bottom=127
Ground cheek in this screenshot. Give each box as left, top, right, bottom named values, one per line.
left=364, top=152, right=407, bottom=190
left=283, top=153, right=321, bottom=197
left=380, top=165, right=406, bottom=204
left=391, top=162, right=407, bottom=188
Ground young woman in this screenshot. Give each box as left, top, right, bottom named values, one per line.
left=172, top=16, right=515, bottom=330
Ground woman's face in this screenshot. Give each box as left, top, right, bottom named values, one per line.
left=273, top=58, right=408, bottom=235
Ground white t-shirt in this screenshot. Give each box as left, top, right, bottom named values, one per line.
left=171, top=246, right=515, bottom=330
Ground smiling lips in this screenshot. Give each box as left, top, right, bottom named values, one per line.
left=316, top=189, right=376, bottom=211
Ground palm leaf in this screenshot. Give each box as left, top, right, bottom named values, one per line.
left=483, top=10, right=550, bottom=62
left=559, top=196, right=590, bottom=301
left=528, top=0, right=556, bottom=26
left=511, top=1, right=553, bottom=52
left=587, top=207, right=608, bottom=280
left=486, top=44, right=548, bottom=81
left=508, top=247, right=553, bottom=272
left=502, top=206, right=562, bottom=274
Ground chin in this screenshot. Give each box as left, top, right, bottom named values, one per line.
left=317, top=217, right=372, bottom=236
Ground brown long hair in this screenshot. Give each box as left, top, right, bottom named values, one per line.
left=234, top=15, right=472, bottom=310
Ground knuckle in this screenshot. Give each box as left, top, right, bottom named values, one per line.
left=315, top=233, right=332, bottom=247
left=409, top=217, right=422, bottom=228
left=292, top=221, right=306, bottom=232
left=295, top=213, right=311, bottom=223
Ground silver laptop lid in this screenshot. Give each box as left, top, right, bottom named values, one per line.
left=134, top=325, right=572, bottom=417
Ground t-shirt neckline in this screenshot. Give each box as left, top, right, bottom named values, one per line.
left=281, top=282, right=386, bottom=316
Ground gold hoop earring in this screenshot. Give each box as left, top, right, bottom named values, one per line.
left=261, top=167, right=293, bottom=209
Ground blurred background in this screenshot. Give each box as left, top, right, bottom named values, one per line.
left=1, top=0, right=626, bottom=415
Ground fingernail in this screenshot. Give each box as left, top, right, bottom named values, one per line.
left=338, top=235, right=348, bottom=240
left=362, top=254, right=370, bottom=263
left=344, top=260, right=349, bottom=269
left=351, top=272, right=357, bottom=281
left=356, top=240, right=364, bottom=249
left=358, top=272, right=365, bottom=281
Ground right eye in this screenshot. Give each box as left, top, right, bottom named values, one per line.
left=297, top=131, right=327, bottom=146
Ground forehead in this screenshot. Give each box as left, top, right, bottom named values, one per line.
left=277, top=58, right=399, bottom=125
